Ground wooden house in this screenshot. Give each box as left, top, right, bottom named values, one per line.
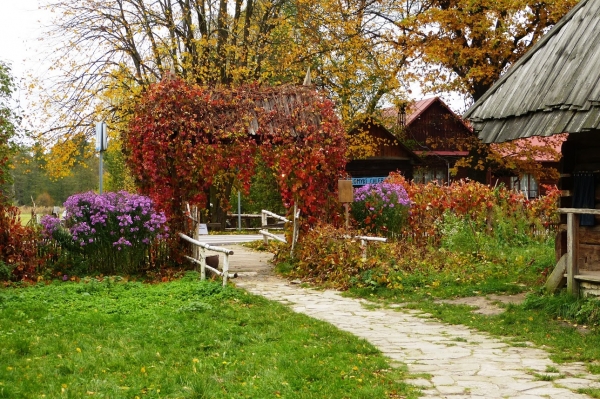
left=464, top=0, right=600, bottom=296
left=403, top=98, right=476, bottom=184
left=345, top=119, right=421, bottom=186
left=382, top=97, right=478, bottom=184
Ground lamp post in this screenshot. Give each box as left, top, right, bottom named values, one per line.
left=95, top=122, right=108, bottom=193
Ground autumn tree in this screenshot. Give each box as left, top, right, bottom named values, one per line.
left=30, top=0, right=294, bottom=175
left=0, top=61, right=18, bottom=203
left=394, top=0, right=577, bottom=183
left=32, top=0, right=429, bottom=175
left=293, top=0, right=425, bottom=125
left=412, top=0, right=579, bottom=103
left=11, top=141, right=100, bottom=206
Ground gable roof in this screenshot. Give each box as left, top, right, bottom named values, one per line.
left=464, top=0, right=600, bottom=143
left=382, top=97, right=472, bottom=131
left=349, top=118, right=422, bottom=162
left=405, top=98, right=438, bottom=125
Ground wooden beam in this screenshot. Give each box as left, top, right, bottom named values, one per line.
left=566, top=213, right=580, bottom=296
left=545, top=253, right=567, bottom=293
left=559, top=208, right=600, bottom=215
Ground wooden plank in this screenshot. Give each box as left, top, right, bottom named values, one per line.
left=560, top=190, right=572, bottom=197
left=545, top=253, right=567, bottom=293
left=579, top=228, right=600, bottom=245
left=578, top=244, right=600, bottom=271
left=578, top=272, right=600, bottom=283
left=338, top=180, right=354, bottom=203
left=559, top=208, right=600, bottom=215
left=579, top=281, right=600, bottom=297
left=567, top=213, right=580, bottom=296
left=564, top=12, right=600, bottom=108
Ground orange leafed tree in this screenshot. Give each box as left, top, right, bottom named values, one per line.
left=401, top=0, right=577, bottom=182
left=413, top=0, right=579, bottom=102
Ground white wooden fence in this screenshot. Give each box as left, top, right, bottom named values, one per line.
left=355, top=235, right=387, bottom=260
left=179, top=232, right=236, bottom=286
left=259, top=207, right=301, bottom=257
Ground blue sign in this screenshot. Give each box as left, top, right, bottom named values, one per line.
left=352, top=177, right=386, bottom=186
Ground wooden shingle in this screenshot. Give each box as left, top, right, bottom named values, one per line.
left=465, top=0, right=600, bottom=143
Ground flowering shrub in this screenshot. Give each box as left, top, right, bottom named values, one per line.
left=278, top=173, right=560, bottom=290
left=351, top=182, right=411, bottom=237
left=41, top=191, right=169, bottom=274
left=386, top=173, right=559, bottom=247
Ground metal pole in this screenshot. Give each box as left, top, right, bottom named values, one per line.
left=99, top=151, right=104, bottom=194
left=237, top=191, right=241, bottom=231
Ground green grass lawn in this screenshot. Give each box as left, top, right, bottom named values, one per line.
left=19, top=212, right=32, bottom=226
left=0, top=273, right=417, bottom=399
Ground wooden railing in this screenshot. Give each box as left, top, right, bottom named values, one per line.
left=558, top=208, right=600, bottom=296
left=179, top=232, right=235, bottom=286
left=343, top=235, right=388, bottom=260
left=355, top=235, right=388, bottom=260
left=261, top=210, right=289, bottom=227
left=259, top=229, right=286, bottom=244
left=224, top=211, right=289, bottom=230
left=259, top=207, right=301, bottom=257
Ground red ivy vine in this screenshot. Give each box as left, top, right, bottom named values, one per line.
left=125, top=76, right=347, bottom=233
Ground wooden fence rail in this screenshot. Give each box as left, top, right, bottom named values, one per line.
left=259, top=229, right=286, bottom=244
left=261, top=210, right=290, bottom=227
left=355, top=235, right=388, bottom=260
left=343, top=235, right=388, bottom=260
left=179, top=232, right=236, bottom=286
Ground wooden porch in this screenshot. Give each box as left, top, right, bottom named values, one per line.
left=546, top=208, right=600, bottom=297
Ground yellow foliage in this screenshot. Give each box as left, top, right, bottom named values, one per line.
left=32, top=0, right=422, bottom=172
left=414, top=0, right=579, bottom=101
left=43, top=134, right=94, bottom=180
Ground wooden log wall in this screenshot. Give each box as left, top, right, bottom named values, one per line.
left=557, top=131, right=600, bottom=270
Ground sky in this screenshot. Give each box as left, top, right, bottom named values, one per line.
left=0, top=0, right=52, bottom=85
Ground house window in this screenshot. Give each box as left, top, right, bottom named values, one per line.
left=413, top=167, right=448, bottom=184
left=511, top=174, right=538, bottom=198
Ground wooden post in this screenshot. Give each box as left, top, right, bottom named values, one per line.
left=344, top=203, right=350, bottom=229
left=222, top=254, right=229, bottom=286
left=338, top=179, right=354, bottom=230
left=361, top=239, right=367, bottom=260
left=566, top=212, right=580, bottom=296
left=261, top=211, right=267, bottom=227
left=199, top=247, right=206, bottom=281
left=192, top=211, right=200, bottom=265
left=290, top=203, right=298, bottom=258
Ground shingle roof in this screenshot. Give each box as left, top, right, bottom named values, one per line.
left=464, top=0, right=600, bottom=143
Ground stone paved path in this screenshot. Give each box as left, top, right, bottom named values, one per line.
left=228, top=246, right=600, bottom=398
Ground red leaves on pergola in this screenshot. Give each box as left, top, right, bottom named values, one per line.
left=125, top=76, right=347, bottom=232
